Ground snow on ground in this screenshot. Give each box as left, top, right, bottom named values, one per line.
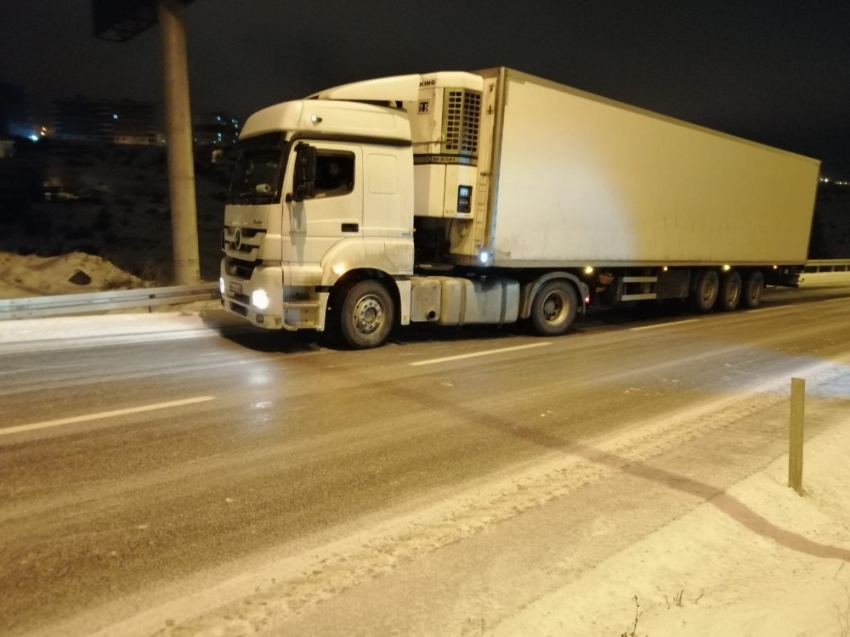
left=0, top=251, right=143, bottom=299
left=490, top=417, right=850, bottom=636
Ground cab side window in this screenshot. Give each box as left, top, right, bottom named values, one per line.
left=314, top=151, right=355, bottom=198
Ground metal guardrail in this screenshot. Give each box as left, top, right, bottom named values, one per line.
left=1, top=260, right=848, bottom=321
left=802, top=260, right=850, bottom=273
left=0, top=283, right=221, bottom=320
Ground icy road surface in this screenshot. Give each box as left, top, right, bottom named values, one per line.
left=1, top=277, right=849, bottom=636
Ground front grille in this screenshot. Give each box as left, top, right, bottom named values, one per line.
left=222, top=225, right=266, bottom=259
left=225, top=257, right=257, bottom=280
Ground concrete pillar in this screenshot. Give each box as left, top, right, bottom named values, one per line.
left=157, top=0, right=200, bottom=285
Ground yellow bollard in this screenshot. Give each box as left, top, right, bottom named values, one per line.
left=788, top=377, right=805, bottom=495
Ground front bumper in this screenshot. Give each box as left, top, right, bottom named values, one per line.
left=220, top=262, right=285, bottom=329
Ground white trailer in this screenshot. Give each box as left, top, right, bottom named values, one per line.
left=219, top=68, right=820, bottom=348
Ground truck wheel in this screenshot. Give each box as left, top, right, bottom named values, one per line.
left=741, top=270, right=764, bottom=309
left=530, top=280, right=577, bottom=336
left=690, top=269, right=719, bottom=313
left=717, top=270, right=742, bottom=311
left=339, top=280, right=395, bottom=349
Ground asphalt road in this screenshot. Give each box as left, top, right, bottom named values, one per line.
left=1, top=276, right=849, bottom=636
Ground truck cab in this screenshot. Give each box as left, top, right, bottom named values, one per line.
left=220, top=71, right=545, bottom=349
left=220, top=78, right=419, bottom=343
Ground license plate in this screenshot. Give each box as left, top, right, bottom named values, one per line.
left=229, top=282, right=242, bottom=295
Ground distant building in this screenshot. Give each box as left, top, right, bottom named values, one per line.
left=193, top=112, right=240, bottom=148
left=0, top=80, right=34, bottom=139
left=105, top=100, right=157, bottom=145
left=52, top=97, right=158, bottom=145
left=0, top=138, right=15, bottom=159
left=52, top=97, right=104, bottom=143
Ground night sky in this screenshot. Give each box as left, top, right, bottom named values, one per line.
left=1, top=0, right=849, bottom=174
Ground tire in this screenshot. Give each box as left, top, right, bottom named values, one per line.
left=716, top=270, right=742, bottom=311
left=690, top=269, right=719, bottom=313
left=530, top=280, right=578, bottom=336
left=339, top=280, right=395, bottom=349
left=741, top=270, right=764, bottom=309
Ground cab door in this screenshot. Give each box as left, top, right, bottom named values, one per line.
left=283, top=142, right=362, bottom=267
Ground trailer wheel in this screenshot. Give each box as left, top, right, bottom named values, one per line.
left=741, top=270, right=764, bottom=309
left=717, top=270, right=742, bottom=311
left=530, top=280, right=577, bottom=336
left=690, top=269, right=719, bottom=313
left=339, top=280, right=395, bottom=349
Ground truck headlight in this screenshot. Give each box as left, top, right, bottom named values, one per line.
left=219, top=277, right=226, bottom=294
left=251, top=289, right=270, bottom=310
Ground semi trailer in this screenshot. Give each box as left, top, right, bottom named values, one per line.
left=219, top=67, right=820, bottom=348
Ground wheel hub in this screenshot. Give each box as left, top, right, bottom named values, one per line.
left=543, top=292, right=566, bottom=322
left=354, top=296, right=383, bottom=334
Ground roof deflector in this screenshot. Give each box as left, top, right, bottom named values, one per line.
left=308, top=74, right=421, bottom=103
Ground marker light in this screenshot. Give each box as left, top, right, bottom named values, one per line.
left=584, top=266, right=594, bottom=274
left=332, top=263, right=345, bottom=276
left=722, top=264, right=731, bottom=272
left=479, top=251, right=490, bottom=265
left=251, top=289, right=270, bottom=310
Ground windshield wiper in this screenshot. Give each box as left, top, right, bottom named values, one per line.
left=230, top=190, right=272, bottom=205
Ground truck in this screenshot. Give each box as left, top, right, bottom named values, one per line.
left=219, top=67, right=820, bottom=348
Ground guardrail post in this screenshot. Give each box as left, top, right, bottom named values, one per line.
left=788, top=377, right=805, bottom=495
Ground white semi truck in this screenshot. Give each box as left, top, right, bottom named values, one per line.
left=219, top=67, right=820, bottom=348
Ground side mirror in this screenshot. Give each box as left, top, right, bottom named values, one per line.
left=290, top=143, right=317, bottom=202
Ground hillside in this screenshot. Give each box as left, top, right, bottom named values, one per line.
left=0, top=139, right=229, bottom=285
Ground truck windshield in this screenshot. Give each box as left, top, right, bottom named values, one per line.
left=227, top=133, right=287, bottom=205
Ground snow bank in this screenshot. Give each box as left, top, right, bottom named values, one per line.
left=491, top=420, right=850, bottom=637
left=0, top=251, right=144, bottom=299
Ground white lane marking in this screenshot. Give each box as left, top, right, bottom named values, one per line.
left=1, top=396, right=215, bottom=436
left=410, top=342, right=551, bottom=366
left=0, top=363, right=82, bottom=376
left=631, top=318, right=700, bottom=331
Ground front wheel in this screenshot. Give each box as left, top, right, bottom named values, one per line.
left=339, top=280, right=395, bottom=349
left=530, top=280, right=578, bottom=336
